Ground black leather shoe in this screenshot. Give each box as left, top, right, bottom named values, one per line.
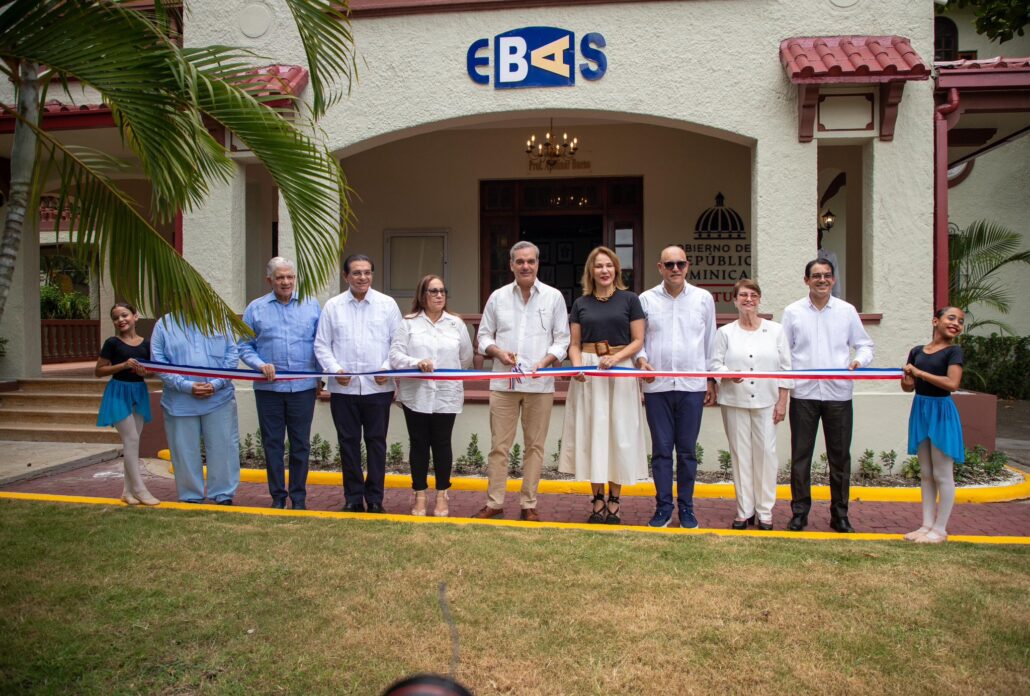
left=787, top=513, right=807, bottom=531
left=757, top=521, right=774, bottom=531
left=271, top=499, right=286, bottom=510
left=830, top=517, right=856, bottom=533
left=216, top=499, right=233, bottom=506
left=366, top=503, right=385, bottom=513
left=731, top=519, right=748, bottom=530
left=291, top=501, right=306, bottom=511
left=342, top=502, right=365, bottom=513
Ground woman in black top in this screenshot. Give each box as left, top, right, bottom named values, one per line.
left=558, top=246, right=647, bottom=524
left=95, top=303, right=159, bottom=505
left=900, top=306, right=966, bottom=543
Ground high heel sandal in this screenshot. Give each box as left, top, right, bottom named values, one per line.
left=588, top=492, right=607, bottom=524
left=604, top=495, right=621, bottom=525
left=411, top=490, right=427, bottom=516
left=433, top=490, right=449, bottom=517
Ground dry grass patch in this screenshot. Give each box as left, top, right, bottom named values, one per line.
left=0, top=500, right=1028, bottom=695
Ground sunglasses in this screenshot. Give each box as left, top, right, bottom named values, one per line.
left=662, top=261, right=688, bottom=270
left=425, top=288, right=448, bottom=296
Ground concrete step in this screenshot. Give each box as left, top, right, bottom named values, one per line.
left=18, top=378, right=109, bottom=394
left=17, top=377, right=162, bottom=394
left=0, top=392, right=105, bottom=409
left=0, top=424, right=121, bottom=444
left=0, top=408, right=100, bottom=426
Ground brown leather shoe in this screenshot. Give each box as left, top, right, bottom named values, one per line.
left=519, top=508, right=540, bottom=522
left=473, top=506, right=504, bottom=519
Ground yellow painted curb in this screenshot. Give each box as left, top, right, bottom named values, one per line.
left=159, top=446, right=1030, bottom=504
left=2, top=491, right=1027, bottom=545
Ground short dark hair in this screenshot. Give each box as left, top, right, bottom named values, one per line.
left=805, top=258, right=835, bottom=278
left=343, top=254, right=374, bottom=275
left=934, top=306, right=962, bottom=319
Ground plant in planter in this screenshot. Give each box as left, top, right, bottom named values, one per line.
left=901, top=456, right=920, bottom=480
left=857, top=449, right=881, bottom=481
left=879, top=449, right=898, bottom=476
left=717, top=449, right=733, bottom=479
left=508, top=443, right=522, bottom=476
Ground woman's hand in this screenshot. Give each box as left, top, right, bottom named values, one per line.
left=598, top=355, right=615, bottom=370
left=417, top=359, right=434, bottom=373
left=773, top=402, right=787, bottom=424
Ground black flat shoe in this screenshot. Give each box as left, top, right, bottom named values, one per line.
left=787, top=513, right=807, bottom=531
left=604, top=495, right=621, bottom=525
left=731, top=519, right=748, bottom=530
left=757, top=521, right=773, bottom=531
left=587, top=493, right=607, bottom=524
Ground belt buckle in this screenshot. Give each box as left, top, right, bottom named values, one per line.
left=596, top=340, right=611, bottom=356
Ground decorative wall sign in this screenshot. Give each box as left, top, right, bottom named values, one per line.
left=467, top=27, right=607, bottom=88
left=686, top=193, right=751, bottom=308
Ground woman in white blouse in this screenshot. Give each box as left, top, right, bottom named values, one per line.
left=712, top=279, right=792, bottom=530
left=389, top=275, right=474, bottom=517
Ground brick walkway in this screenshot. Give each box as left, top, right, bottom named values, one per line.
left=4, top=459, right=1029, bottom=537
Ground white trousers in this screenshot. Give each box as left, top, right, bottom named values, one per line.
left=720, top=405, right=778, bottom=522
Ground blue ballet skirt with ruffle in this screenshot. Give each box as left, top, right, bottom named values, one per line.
left=908, top=394, right=965, bottom=463
left=96, top=379, right=152, bottom=427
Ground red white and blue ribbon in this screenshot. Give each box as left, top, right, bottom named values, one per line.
left=139, top=360, right=903, bottom=383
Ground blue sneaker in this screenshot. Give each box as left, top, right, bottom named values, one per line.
left=679, top=511, right=699, bottom=529
left=648, top=510, right=673, bottom=528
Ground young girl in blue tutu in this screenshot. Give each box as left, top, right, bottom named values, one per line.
left=95, top=303, right=159, bottom=505
left=900, top=306, right=966, bottom=543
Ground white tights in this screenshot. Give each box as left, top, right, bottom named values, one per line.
left=115, top=412, right=153, bottom=498
left=918, top=439, right=956, bottom=535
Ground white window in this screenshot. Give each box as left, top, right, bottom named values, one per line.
left=383, top=229, right=448, bottom=297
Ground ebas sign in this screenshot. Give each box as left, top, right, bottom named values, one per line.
left=467, top=27, right=607, bottom=88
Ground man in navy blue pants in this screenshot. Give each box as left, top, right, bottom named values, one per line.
left=636, top=246, right=717, bottom=529
left=239, top=257, right=321, bottom=510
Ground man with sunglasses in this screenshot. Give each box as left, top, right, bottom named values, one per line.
left=314, top=254, right=402, bottom=513
left=781, top=259, right=873, bottom=533
left=636, top=245, right=717, bottom=529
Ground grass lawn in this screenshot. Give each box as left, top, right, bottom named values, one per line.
left=1, top=500, right=1028, bottom=695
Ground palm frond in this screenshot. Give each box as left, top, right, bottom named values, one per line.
left=282, top=0, right=358, bottom=117
left=948, top=218, right=1030, bottom=317
left=0, top=0, right=234, bottom=221
left=183, top=55, right=352, bottom=297
left=25, top=124, right=250, bottom=337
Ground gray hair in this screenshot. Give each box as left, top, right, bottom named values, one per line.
left=509, top=240, right=540, bottom=263
left=265, top=256, right=296, bottom=279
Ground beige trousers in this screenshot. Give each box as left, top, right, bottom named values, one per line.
left=721, top=404, right=779, bottom=523
left=486, top=391, right=554, bottom=509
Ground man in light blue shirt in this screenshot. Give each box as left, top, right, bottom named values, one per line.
left=239, top=257, right=322, bottom=510
left=151, top=314, right=241, bottom=505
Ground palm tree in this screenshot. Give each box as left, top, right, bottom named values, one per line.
left=949, top=219, right=1030, bottom=333
left=0, top=0, right=357, bottom=335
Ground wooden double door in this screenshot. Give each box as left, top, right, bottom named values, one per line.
left=480, top=177, right=643, bottom=310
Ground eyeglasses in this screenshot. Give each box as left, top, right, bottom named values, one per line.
left=809, top=273, right=834, bottom=280
left=662, top=261, right=688, bottom=270
left=425, top=288, right=448, bottom=296
left=736, top=292, right=760, bottom=300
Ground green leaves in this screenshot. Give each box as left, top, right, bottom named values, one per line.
left=949, top=219, right=1030, bottom=334
left=0, top=0, right=357, bottom=335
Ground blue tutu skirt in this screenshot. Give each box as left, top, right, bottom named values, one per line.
left=907, top=394, right=964, bottom=463
left=97, top=379, right=152, bottom=427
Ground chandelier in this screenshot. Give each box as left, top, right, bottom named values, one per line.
left=525, top=119, right=579, bottom=170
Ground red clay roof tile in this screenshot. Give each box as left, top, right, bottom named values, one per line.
left=781, top=36, right=929, bottom=84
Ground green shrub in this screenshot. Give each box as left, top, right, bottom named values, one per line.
left=880, top=449, right=898, bottom=476
left=901, top=456, right=920, bottom=480
left=695, top=443, right=704, bottom=466
left=454, top=434, right=484, bottom=474
left=387, top=442, right=405, bottom=469
left=717, top=449, right=733, bottom=477
left=0, top=337, right=7, bottom=358
left=958, top=334, right=1030, bottom=399
left=40, top=284, right=92, bottom=320
left=857, top=449, right=881, bottom=481
left=508, top=443, right=522, bottom=476
left=815, top=452, right=829, bottom=476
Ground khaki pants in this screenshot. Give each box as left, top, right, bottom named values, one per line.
left=486, top=391, right=554, bottom=509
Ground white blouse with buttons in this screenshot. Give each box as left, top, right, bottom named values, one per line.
left=389, top=311, right=475, bottom=414
left=712, top=319, right=793, bottom=409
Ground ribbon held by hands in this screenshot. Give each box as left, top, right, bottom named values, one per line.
left=139, top=361, right=904, bottom=383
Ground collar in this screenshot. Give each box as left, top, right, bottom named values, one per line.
left=510, top=279, right=541, bottom=297
left=805, top=295, right=836, bottom=311
left=656, top=282, right=692, bottom=299
left=266, top=291, right=298, bottom=305
left=345, top=288, right=372, bottom=305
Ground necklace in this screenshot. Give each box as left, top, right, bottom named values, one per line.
left=593, top=289, right=615, bottom=303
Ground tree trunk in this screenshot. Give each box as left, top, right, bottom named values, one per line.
left=0, top=61, right=40, bottom=323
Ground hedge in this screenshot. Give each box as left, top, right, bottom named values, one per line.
left=959, top=334, right=1030, bottom=399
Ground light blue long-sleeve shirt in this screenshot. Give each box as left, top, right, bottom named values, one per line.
left=151, top=315, right=238, bottom=416
left=238, top=292, right=321, bottom=392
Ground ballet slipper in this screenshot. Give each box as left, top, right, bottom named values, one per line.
left=120, top=489, right=140, bottom=506
left=904, top=527, right=930, bottom=541
left=133, top=489, right=161, bottom=506
left=916, top=530, right=948, bottom=544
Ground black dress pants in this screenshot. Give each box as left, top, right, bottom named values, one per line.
left=330, top=391, right=392, bottom=506
left=402, top=405, right=456, bottom=492
left=789, top=397, right=853, bottom=521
